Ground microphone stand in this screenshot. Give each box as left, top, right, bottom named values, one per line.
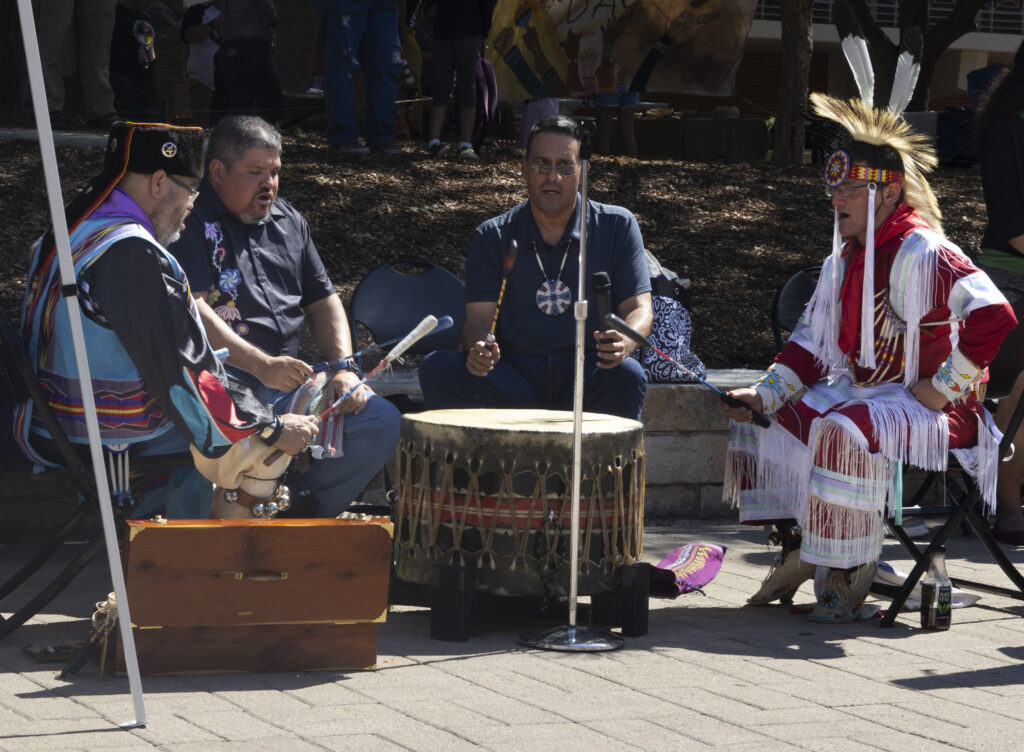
left=520, top=121, right=624, bottom=652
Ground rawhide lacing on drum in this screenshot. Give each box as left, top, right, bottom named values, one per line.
left=395, top=444, right=643, bottom=577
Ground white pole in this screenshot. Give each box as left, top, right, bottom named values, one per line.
left=567, top=159, right=589, bottom=630
left=15, top=0, right=147, bottom=728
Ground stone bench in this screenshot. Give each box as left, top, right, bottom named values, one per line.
left=0, top=368, right=760, bottom=540
left=642, top=369, right=761, bottom=519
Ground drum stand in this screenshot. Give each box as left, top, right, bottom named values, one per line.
left=520, top=121, right=625, bottom=652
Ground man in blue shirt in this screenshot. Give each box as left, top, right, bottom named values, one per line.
left=418, top=114, right=653, bottom=420
left=169, top=115, right=400, bottom=516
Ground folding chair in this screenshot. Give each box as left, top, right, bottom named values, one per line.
left=771, top=266, right=820, bottom=352
left=348, top=257, right=465, bottom=412
left=879, top=294, right=1024, bottom=626
left=344, top=258, right=465, bottom=510
left=0, top=306, right=188, bottom=640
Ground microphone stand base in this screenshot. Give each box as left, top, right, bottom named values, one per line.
left=518, top=624, right=624, bottom=652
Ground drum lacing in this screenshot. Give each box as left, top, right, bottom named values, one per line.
left=395, top=432, right=646, bottom=585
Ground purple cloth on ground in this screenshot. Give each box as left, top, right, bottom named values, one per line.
left=650, top=542, right=727, bottom=598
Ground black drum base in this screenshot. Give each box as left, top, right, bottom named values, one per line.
left=402, top=562, right=651, bottom=643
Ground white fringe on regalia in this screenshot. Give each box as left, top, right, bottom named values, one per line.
left=725, top=229, right=1003, bottom=570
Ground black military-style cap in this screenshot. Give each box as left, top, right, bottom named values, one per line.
left=104, top=121, right=205, bottom=180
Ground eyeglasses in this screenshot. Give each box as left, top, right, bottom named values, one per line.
left=167, top=174, right=200, bottom=200
left=824, top=182, right=870, bottom=199
left=529, top=159, right=579, bottom=177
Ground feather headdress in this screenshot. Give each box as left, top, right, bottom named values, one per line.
left=835, top=0, right=874, bottom=108
left=888, top=27, right=923, bottom=116
left=810, top=92, right=942, bottom=233
left=810, top=14, right=933, bottom=370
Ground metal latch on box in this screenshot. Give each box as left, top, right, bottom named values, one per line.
left=234, top=571, right=288, bottom=581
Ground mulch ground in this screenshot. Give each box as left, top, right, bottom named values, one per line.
left=0, top=131, right=988, bottom=368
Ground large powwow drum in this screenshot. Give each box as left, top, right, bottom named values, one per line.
left=394, top=409, right=645, bottom=596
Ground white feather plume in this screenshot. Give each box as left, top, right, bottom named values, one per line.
left=841, top=35, right=874, bottom=108
left=888, top=50, right=920, bottom=115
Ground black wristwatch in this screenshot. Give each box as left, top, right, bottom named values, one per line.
left=257, top=415, right=283, bottom=445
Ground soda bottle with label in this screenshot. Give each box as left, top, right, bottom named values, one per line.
left=920, top=545, right=952, bottom=631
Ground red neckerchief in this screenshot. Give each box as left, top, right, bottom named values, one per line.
left=837, top=204, right=931, bottom=358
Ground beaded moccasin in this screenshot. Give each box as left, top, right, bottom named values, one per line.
left=807, top=562, right=877, bottom=623
left=747, top=525, right=815, bottom=606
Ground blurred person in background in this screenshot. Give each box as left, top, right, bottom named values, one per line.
left=974, top=39, right=1024, bottom=545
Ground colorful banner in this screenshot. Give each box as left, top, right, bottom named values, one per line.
left=488, top=0, right=758, bottom=101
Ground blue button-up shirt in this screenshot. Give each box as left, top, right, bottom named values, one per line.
left=464, top=198, right=650, bottom=356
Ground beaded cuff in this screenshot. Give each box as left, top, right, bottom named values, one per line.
left=931, top=348, right=983, bottom=404
left=752, top=364, right=804, bottom=415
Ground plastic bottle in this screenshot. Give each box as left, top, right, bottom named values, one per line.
left=920, top=545, right=952, bottom=630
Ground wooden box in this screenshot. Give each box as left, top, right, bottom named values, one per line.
left=116, top=517, right=393, bottom=675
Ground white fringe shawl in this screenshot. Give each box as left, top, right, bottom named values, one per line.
left=950, top=410, right=1002, bottom=516
left=799, top=227, right=946, bottom=387
left=889, top=229, right=946, bottom=388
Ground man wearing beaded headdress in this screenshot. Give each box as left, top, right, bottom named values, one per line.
left=721, top=94, right=1018, bottom=622
left=16, top=121, right=319, bottom=519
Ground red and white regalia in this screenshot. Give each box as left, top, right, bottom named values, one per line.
left=726, top=203, right=1017, bottom=568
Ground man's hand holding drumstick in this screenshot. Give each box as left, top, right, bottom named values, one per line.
left=464, top=240, right=517, bottom=378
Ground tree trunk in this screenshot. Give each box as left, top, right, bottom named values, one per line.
left=772, top=0, right=814, bottom=166
left=846, top=0, right=990, bottom=112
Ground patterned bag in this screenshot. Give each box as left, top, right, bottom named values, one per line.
left=630, top=252, right=707, bottom=383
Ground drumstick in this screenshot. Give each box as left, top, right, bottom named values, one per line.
left=603, top=313, right=771, bottom=429
left=485, top=239, right=518, bottom=344
left=316, top=314, right=439, bottom=421
left=312, top=315, right=455, bottom=373
left=261, top=315, right=443, bottom=467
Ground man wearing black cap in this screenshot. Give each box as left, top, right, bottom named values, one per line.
left=16, top=122, right=318, bottom=518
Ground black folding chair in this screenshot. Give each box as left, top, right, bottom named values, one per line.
left=344, top=258, right=465, bottom=510
left=0, top=306, right=188, bottom=640
left=879, top=294, right=1024, bottom=626
left=771, top=266, right=820, bottom=352
left=348, top=257, right=465, bottom=412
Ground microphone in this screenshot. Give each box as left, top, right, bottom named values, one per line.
left=592, top=272, right=612, bottom=333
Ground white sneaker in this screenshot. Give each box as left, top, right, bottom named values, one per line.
left=887, top=517, right=930, bottom=539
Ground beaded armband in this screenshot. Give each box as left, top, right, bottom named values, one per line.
left=752, top=364, right=804, bottom=415
left=931, top=348, right=983, bottom=404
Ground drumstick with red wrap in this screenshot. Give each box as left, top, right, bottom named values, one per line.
left=317, top=314, right=440, bottom=421
left=485, top=239, right=518, bottom=345
left=311, top=315, right=454, bottom=374
left=262, top=315, right=443, bottom=466
left=604, top=313, right=772, bottom=429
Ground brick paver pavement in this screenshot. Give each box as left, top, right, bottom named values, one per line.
left=2, top=521, right=1024, bottom=751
